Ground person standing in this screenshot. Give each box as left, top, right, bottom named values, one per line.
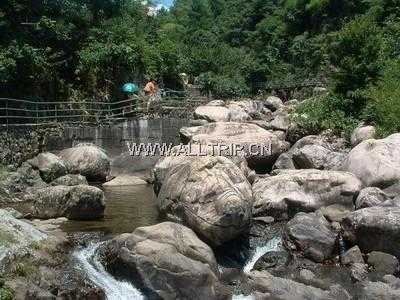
left=144, top=79, right=158, bottom=113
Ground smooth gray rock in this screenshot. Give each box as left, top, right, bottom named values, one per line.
left=342, top=207, right=400, bottom=257
left=194, top=105, right=231, bottom=122
left=98, top=222, right=221, bottom=300
left=342, top=246, right=364, bottom=265
left=27, top=152, right=67, bottom=183
left=253, top=169, right=361, bottom=220
left=245, top=271, right=351, bottom=300
left=29, top=185, right=105, bottom=220
left=285, top=212, right=337, bottom=262
left=59, top=145, right=110, bottom=182
left=180, top=122, right=290, bottom=172
left=273, top=135, right=347, bottom=171
left=351, top=126, right=376, bottom=147
left=341, top=133, right=400, bottom=187
left=0, top=209, right=47, bottom=272
left=264, top=96, right=283, bottom=111
left=367, top=251, right=400, bottom=275
left=157, top=156, right=253, bottom=246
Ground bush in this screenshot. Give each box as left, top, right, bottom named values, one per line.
left=197, top=73, right=249, bottom=99
left=328, top=16, right=384, bottom=97
left=362, top=59, right=400, bottom=137
left=293, top=94, right=358, bottom=139
left=0, top=278, right=14, bottom=300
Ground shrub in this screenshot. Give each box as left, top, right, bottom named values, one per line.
left=362, top=59, right=400, bottom=137
left=197, top=73, right=249, bottom=99
left=0, top=278, right=14, bottom=300
left=328, top=16, right=384, bottom=97
left=293, top=94, right=358, bottom=139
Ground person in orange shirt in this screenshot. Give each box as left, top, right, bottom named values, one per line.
left=144, top=79, right=158, bottom=113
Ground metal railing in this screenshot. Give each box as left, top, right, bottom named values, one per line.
left=0, top=89, right=210, bottom=127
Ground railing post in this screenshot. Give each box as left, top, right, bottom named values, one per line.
left=6, top=98, right=9, bottom=129
left=55, top=103, right=58, bottom=123
left=36, top=102, right=38, bottom=125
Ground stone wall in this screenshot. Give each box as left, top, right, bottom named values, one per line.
left=0, top=125, right=63, bottom=167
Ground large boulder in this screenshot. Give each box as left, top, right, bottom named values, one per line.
left=27, top=152, right=67, bottom=183
left=58, top=144, right=110, bottom=182
left=229, top=100, right=267, bottom=119
left=152, top=144, right=251, bottom=195
left=341, top=207, right=400, bottom=257
left=285, top=212, right=337, bottom=262
left=225, top=103, right=252, bottom=122
left=269, top=109, right=291, bottom=131
left=264, top=96, right=283, bottom=111
left=252, top=169, right=362, bottom=220
left=351, top=126, right=376, bottom=147
left=180, top=122, right=290, bottom=172
left=157, top=156, right=253, bottom=246
left=367, top=251, right=400, bottom=276
left=29, top=185, right=105, bottom=220
left=98, top=222, right=221, bottom=300
left=273, top=135, right=347, bottom=171
left=341, top=133, right=400, bottom=187
left=0, top=209, right=47, bottom=272
left=194, top=105, right=231, bottom=122
left=244, top=271, right=350, bottom=300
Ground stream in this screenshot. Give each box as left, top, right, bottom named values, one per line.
left=49, top=118, right=283, bottom=299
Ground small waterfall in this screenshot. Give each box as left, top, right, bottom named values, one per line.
left=231, top=237, right=282, bottom=300
left=74, top=242, right=144, bottom=300
left=242, top=236, right=282, bottom=274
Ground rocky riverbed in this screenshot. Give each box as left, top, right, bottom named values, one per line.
left=1, top=96, right=400, bottom=299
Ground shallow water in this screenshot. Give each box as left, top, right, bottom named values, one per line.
left=62, top=184, right=160, bottom=235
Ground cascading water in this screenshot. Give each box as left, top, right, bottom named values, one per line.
left=243, top=236, right=282, bottom=274
left=74, top=242, right=144, bottom=300
left=231, top=236, right=282, bottom=300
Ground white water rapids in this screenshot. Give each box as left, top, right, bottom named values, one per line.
left=242, top=236, right=282, bottom=274
left=74, top=242, right=144, bottom=300
left=233, top=236, right=282, bottom=300
left=74, top=237, right=282, bottom=300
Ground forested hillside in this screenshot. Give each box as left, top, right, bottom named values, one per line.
left=1, top=0, right=400, bottom=135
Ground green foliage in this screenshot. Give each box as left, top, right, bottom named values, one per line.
left=0, top=278, right=14, bottom=300
left=362, top=60, right=400, bottom=137
left=0, top=0, right=399, bottom=133
left=328, top=16, right=385, bottom=96
left=294, top=95, right=358, bottom=138
left=197, top=73, right=249, bottom=98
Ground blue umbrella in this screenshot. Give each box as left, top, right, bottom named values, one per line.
left=122, top=83, right=139, bottom=93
